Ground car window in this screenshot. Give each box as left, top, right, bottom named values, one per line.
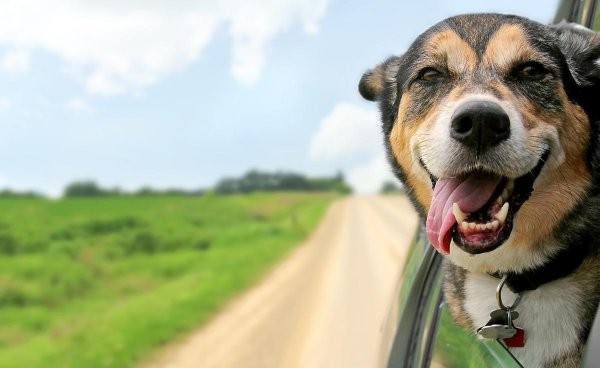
left=558, top=0, right=600, bottom=30
left=386, top=231, right=443, bottom=368
left=429, top=304, right=523, bottom=368
left=396, top=229, right=430, bottom=314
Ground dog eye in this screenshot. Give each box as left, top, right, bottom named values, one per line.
left=513, top=62, right=549, bottom=80
left=418, top=68, right=443, bottom=82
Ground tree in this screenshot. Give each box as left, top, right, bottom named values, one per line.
left=380, top=181, right=404, bottom=195
left=63, top=181, right=106, bottom=197
left=215, top=170, right=352, bottom=194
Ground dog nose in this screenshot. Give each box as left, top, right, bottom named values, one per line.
left=450, top=101, right=510, bottom=154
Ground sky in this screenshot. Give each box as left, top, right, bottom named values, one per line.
left=0, top=0, right=559, bottom=196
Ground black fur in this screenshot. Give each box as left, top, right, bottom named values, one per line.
left=442, top=261, right=473, bottom=329
left=445, top=14, right=518, bottom=57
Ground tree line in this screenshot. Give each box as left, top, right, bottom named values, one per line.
left=0, top=170, right=352, bottom=198
left=214, top=170, right=351, bottom=194
left=0, top=173, right=415, bottom=198
left=61, top=181, right=206, bottom=198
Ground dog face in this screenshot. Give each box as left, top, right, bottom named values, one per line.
left=360, top=14, right=600, bottom=273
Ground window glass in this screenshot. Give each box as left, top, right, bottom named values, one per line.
left=430, top=304, right=522, bottom=368
left=396, top=228, right=429, bottom=314
left=386, top=239, right=443, bottom=368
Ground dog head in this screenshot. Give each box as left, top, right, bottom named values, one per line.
left=360, top=14, right=600, bottom=273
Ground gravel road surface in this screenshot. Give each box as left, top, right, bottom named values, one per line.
left=143, top=195, right=418, bottom=368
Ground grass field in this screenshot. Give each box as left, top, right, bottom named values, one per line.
left=0, top=192, right=336, bottom=368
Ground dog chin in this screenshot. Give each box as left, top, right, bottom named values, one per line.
left=446, top=236, right=562, bottom=274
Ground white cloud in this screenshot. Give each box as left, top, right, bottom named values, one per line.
left=65, top=98, right=93, bottom=113
left=0, top=0, right=329, bottom=94
left=346, top=154, right=396, bottom=194
left=310, top=102, right=398, bottom=193
left=1, top=49, right=29, bottom=73
left=309, top=102, right=381, bottom=160
left=227, top=0, right=327, bottom=84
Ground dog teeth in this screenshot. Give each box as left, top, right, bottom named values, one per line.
left=452, top=203, right=466, bottom=223
left=502, top=188, right=509, bottom=201
left=495, top=195, right=503, bottom=205
left=460, top=219, right=501, bottom=233
left=495, top=202, right=509, bottom=224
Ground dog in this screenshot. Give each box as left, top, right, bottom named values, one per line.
left=359, top=14, right=600, bottom=368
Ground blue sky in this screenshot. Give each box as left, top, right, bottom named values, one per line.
left=0, top=0, right=558, bottom=196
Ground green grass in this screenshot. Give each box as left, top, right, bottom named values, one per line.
left=0, top=192, right=336, bottom=368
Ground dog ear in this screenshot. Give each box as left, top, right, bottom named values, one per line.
left=358, top=56, right=402, bottom=102
left=554, top=22, right=600, bottom=87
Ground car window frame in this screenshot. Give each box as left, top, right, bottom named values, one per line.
left=386, top=239, right=442, bottom=368
left=554, top=0, right=598, bottom=29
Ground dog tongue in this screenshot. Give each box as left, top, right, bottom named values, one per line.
left=426, top=174, right=501, bottom=254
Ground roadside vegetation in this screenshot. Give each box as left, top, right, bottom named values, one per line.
left=379, top=181, right=405, bottom=195
left=0, top=192, right=336, bottom=367
left=58, top=170, right=351, bottom=198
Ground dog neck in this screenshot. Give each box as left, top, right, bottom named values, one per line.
left=488, top=240, right=592, bottom=293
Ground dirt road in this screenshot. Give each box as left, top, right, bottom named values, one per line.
left=143, top=195, right=418, bottom=368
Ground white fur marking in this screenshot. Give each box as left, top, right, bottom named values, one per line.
left=464, top=273, right=583, bottom=368
left=415, top=94, right=557, bottom=180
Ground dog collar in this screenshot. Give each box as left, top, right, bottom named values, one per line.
left=488, top=241, right=592, bottom=293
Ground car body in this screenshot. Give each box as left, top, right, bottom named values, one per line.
left=385, top=1, right=600, bottom=367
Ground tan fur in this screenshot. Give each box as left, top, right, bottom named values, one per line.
left=510, top=92, right=591, bottom=251
left=482, top=25, right=550, bottom=74
left=424, top=29, right=477, bottom=76
left=389, top=96, right=432, bottom=210
left=388, top=30, right=477, bottom=212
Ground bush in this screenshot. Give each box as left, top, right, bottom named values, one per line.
left=380, top=181, right=405, bottom=194
left=215, top=170, right=352, bottom=194
left=47, top=240, right=82, bottom=258
left=195, top=239, right=211, bottom=251
left=123, top=232, right=160, bottom=255
left=82, top=217, right=144, bottom=235
left=63, top=181, right=107, bottom=197
left=0, top=233, right=19, bottom=255
left=0, top=285, right=28, bottom=306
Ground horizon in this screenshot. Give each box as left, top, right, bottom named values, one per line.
left=0, top=169, right=355, bottom=198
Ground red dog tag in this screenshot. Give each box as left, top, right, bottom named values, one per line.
left=503, top=327, right=525, bottom=347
